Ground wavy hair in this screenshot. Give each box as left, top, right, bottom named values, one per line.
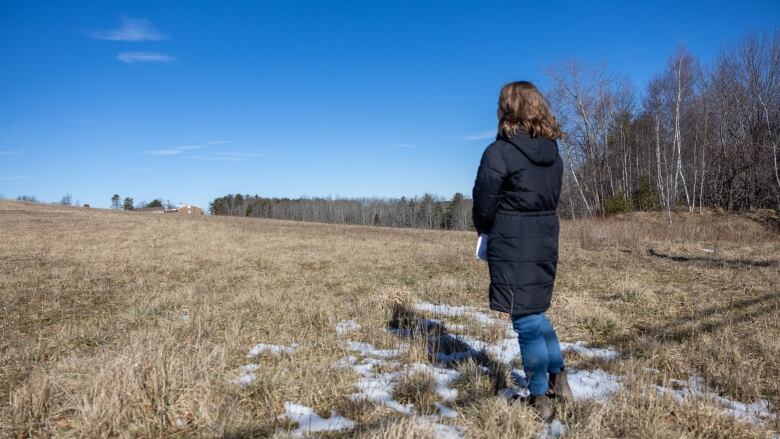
left=497, top=81, right=563, bottom=140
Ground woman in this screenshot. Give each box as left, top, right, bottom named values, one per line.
left=472, top=81, right=571, bottom=420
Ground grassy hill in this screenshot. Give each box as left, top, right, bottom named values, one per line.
left=1, top=200, right=778, bottom=437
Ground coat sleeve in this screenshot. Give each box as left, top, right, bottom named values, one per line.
left=472, top=145, right=507, bottom=235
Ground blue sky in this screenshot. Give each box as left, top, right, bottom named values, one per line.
left=1, top=1, right=779, bottom=209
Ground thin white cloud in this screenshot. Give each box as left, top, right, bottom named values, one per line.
left=188, top=151, right=264, bottom=161
left=211, top=151, right=264, bottom=160
left=145, top=144, right=206, bottom=155
left=146, top=143, right=264, bottom=161
left=207, top=156, right=246, bottom=161
left=0, top=176, right=29, bottom=180
left=464, top=130, right=496, bottom=140
left=90, top=16, right=167, bottom=42
left=117, top=52, right=176, bottom=64
left=0, top=149, right=23, bottom=156
left=392, top=143, right=416, bottom=148
left=146, top=148, right=183, bottom=156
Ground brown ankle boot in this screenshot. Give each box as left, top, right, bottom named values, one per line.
left=529, top=395, right=554, bottom=422
left=548, top=369, right=573, bottom=403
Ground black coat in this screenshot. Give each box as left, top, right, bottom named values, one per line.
left=472, top=131, right=563, bottom=316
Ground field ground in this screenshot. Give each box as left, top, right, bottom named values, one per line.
left=1, top=200, right=779, bottom=438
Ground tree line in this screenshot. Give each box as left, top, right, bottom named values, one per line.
left=110, top=194, right=176, bottom=211
left=549, top=30, right=780, bottom=218
left=209, top=193, right=474, bottom=230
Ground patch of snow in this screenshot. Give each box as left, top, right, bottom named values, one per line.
left=233, top=372, right=257, bottom=386
left=245, top=343, right=297, bottom=358
left=414, top=302, right=471, bottom=317
left=485, top=337, right=522, bottom=364
left=404, top=302, right=777, bottom=430
left=560, top=341, right=619, bottom=361
left=701, top=248, right=716, bottom=253
left=495, top=370, right=531, bottom=400
left=347, top=341, right=408, bottom=358
left=541, top=419, right=567, bottom=438
left=446, top=323, right=469, bottom=332
left=414, top=302, right=504, bottom=328
left=346, top=361, right=461, bottom=417
left=352, top=370, right=413, bottom=414
left=471, top=311, right=501, bottom=326
left=567, top=368, right=622, bottom=401
left=336, top=320, right=361, bottom=334
left=335, top=355, right=400, bottom=377
left=282, top=402, right=355, bottom=437
left=409, top=364, right=461, bottom=401
left=420, top=417, right=466, bottom=438
left=435, top=402, right=459, bottom=418
left=232, top=363, right=261, bottom=386
left=334, top=355, right=358, bottom=369
left=498, top=387, right=527, bottom=400
left=655, top=376, right=774, bottom=425
left=351, top=362, right=376, bottom=377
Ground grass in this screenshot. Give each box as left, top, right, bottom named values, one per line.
left=392, top=372, right=440, bottom=415
left=1, top=200, right=778, bottom=437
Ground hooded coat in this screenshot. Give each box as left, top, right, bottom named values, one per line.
left=472, top=131, right=563, bottom=316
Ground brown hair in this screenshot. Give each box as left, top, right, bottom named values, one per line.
left=497, top=81, right=563, bottom=140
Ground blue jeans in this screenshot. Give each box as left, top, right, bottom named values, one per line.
left=511, top=313, right=565, bottom=396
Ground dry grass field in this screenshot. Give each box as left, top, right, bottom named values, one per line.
left=1, top=199, right=778, bottom=438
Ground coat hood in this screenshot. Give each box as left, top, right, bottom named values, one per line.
left=505, top=131, right=557, bottom=166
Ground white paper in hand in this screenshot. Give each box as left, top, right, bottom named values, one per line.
left=475, top=234, right=488, bottom=261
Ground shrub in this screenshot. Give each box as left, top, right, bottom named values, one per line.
left=603, top=194, right=631, bottom=216
left=632, top=175, right=660, bottom=211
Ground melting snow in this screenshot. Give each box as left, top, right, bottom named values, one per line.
left=415, top=301, right=776, bottom=427
left=409, top=363, right=461, bottom=401
left=293, top=300, right=776, bottom=437
left=414, top=302, right=471, bottom=317
left=245, top=343, right=297, bottom=358
left=421, top=417, right=466, bottom=438
left=232, top=363, right=260, bottom=386
left=542, top=419, right=567, bottom=438
left=655, top=376, right=774, bottom=425
left=347, top=341, right=408, bottom=358
left=434, top=402, right=460, bottom=419
left=336, top=319, right=361, bottom=334
left=567, top=369, right=622, bottom=401
left=414, top=302, right=496, bottom=327
left=233, top=372, right=257, bottom=386
left=352, top=370, right=414, bottom=414
left=282, top=402, right=355, bottom=437
left=342, top=339, right=461, bottom=418
left=560, top=341, right=619, bottom=360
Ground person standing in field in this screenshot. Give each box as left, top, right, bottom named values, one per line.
left=472, top=81, right=571, bottom=421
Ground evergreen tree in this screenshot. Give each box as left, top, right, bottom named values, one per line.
left=445, top=193, right=465, bottom=229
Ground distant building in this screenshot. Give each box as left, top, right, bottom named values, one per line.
left=137, top=207, right=165, bottom=214
left=169, top=204, right=203, bottom=215
left=136, top=204, right=203, bottom=215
